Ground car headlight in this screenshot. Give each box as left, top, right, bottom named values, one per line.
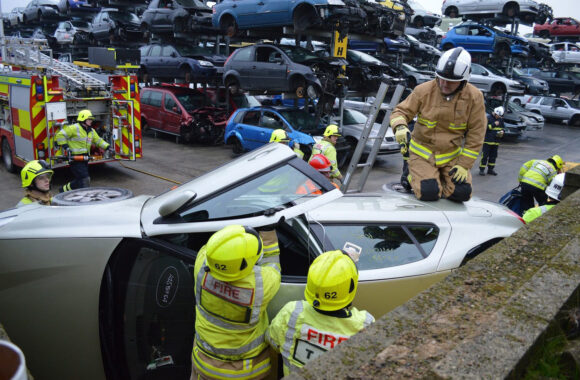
left=198, top=60, right=214, bottom=67
left=327, top=0, right=345, bottom=5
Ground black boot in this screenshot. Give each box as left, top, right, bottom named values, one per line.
left=479, top=168, right=485, bottom=176
left=488, top=168, right=498, bottom=176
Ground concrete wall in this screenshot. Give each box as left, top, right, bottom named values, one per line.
left=287, top=167, right=580, bottom=379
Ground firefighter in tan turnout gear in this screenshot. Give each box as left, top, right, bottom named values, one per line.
left=390, top=47, right=487, bottom=202
left=267, top=250, right=374, bottom=376
left=192, top=225, right=281, bottom=380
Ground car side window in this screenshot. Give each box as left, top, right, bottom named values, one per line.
left=149, top=91, right=163, bottom=107
left=232, top=48, right=252, bottom=62
left=260, top=111, right=283, bottom=130
left=141, top=90, right=151, bottom=105
left=163, top=46, right=177, bottom=57
left=540, top=97, right=554, bottom=106
left=256, top=47, right=277, bottom=63
left=242, top=111, right=260, bottom=125
left=165, top=95, right=178, bottom=112
left=312, top=223, right=438, bottom=270
left=471, top=65, right=484, bottom=75
left=150, top=45, right=162, bottom=57
left=455, top=26, right=468, bottom=35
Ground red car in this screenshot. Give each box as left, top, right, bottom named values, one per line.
left=140, top=84, right=227, bottom=145
left=534, top=17, right=580, bottom=38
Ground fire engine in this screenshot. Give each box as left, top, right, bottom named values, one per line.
left=0, top=37, right=142, bottom=172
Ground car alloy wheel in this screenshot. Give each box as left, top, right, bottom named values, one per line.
left=52, top=187, right=133, bottom=206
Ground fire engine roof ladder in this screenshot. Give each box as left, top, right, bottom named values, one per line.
left=341, top=78, right=406, bottom=193
left=2, top=37, right=107, bottom=91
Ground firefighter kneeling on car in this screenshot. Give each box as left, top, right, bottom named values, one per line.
left=192, top=225, right=281, bottom=380
left=55, top=109, right=114, bottom=193
left=389, top=47, right=487, bottom=202
left=267, top=250, right=374, bottom=376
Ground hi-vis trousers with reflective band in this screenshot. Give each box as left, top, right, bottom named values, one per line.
left=191, top=344, right=271, bottom=380
left=408, top=151, right=472, bottom=200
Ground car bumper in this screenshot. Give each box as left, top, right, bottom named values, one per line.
left=317, top=4, right=367, bottom=26
left=508, top=84, right=526, bottom=94
left=503, top=121, right=526, bottom=137
left=526, top=83, right=549, bottom=95
left=525, top=120, right=544, bottom=131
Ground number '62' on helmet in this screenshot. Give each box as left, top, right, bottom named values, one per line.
left=77, top=109, right=95, bottom=122
left=269, top=129, right=290, bottom=143
left=21, top=160, right=53, bottom=188
left=206, top=225, right=263, bottom=282
left=436, top=47, right=472, bottom=82
left=304, top=250, right=358, bottom=311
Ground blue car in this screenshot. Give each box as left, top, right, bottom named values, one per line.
left=349, top=36, right=410, bottom=55
left=440, top=22, right=529, bottom=58
left=224, top=106, right=320, bottom=154
left=212, top=0, right=366, bottom=37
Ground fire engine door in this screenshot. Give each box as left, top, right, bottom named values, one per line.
left=111, top=99, right=137, bottom=160
left=10, top=86, right=35, bottom=162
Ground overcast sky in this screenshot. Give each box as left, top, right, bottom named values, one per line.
left=2, top=0, right=579, bottom=34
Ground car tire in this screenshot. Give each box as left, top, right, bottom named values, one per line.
left=445, top=6, right=458, bottom=18
left=293, top=7, right=315, bottom=33
left=230, top=137, right=244, bottom=155
left=490, top=83, right=506, bottom=96
left=220, top=16, right=238, bottom=37
left=226, top=78, right=240, bottom=94
left=181, top=67, right=193, bottom=83
left=2, top=139, right=16, bottom=173
left=503, top=3, right=519, bottom=18
left=513, top=99, right=522, bottom=106
left=413, top=17, right=424, bottom=28
left=52, top=187, right=133, bottom=206
left=570, top=115, right=580, bottom=127
left=442, top=43, right=454, bottom=51
left=292, top=77, right=307, bottom=98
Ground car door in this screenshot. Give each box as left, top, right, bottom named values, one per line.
left=161, top=93, right=183, bottom=135
left=256, top=110, right=285, bottom=145
left=235, top=109, right=264, bottom=150
left=161, top=45, right=183, bottom=77
left=449, top=26, right=469, bottom=48
left=143, top=45, right=163, bottom=77
left=153, top=0, right=173, bottom=30
left=467, top=25, right=493, bottom=52
left=146, top=90, right=164, bottom=129
left=140, top=143, right=343, bottom=237
left=255, top=0, right=290, bottom=26
left=92, top=11, right=107, bottom=40
left=252, top=46, right=288, bottom=91
left=562, top=18, right=580, bottom=36
left=234, top=0, right=265, bottom=28
left=538, top=97, right=556, bottom=117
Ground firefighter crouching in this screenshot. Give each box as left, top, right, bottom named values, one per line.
left=523, top=173, right=565, bottom=223
left=17, top=160, right=53, bottom=207
left=55, top=109, right=113, bottom=192
left=267, top=250, right=374, bottom=376
left=518, top=154, right=564, bottom=213
left=310, top=124, right=343, bottom=183
left=389, top=47, right=487, bottom=202
left=192, top=225, right=281, bottom=380
left=479, top=106, right=505, bottom=176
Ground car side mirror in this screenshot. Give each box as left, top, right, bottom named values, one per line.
left=171, top=52, right=177, bottom=58
left=482, top=71, right=488, bottom=76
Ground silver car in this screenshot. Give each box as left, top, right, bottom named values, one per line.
left=523, top=95, right=580, bottom=126
left=441, top=0, right=541, bottom=24
left=8, top=7, right=25, bottom=26
left=0, top=144, right=523, bottom=379
left=470, top=63, right=525, bottom=96
left=401, top=63, right=435, bottom=89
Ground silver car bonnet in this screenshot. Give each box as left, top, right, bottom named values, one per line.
left=141, top=143, right=342, bottom=236
left=0, top=195, right=149, bottom=239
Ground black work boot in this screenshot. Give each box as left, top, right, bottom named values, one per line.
left=479, top=168, right=485, bottom=176
left=488, top=168, right=498, bottom=176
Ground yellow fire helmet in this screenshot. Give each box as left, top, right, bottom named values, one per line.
left=77, top=109, right=95, bottom=122
left=205, top=225, right=263, bottom=282
left=269, top=129, right=290, bottom=143
left=551, top=154, right=564, bottom=170
left=304, top=250, right=358, bottom=311
left=21, top=160, right=53, bottom=188
left=323, top=124, right=341, bottom=137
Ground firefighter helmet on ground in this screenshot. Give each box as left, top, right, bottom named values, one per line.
left=545, top=173, right=565, bottom=200
left=493, top=106, right=505, bottom=117
left=309, top=154, right=331, bottom=172
left=436, top=47, right=472, bottom=82
left=269, top=129, right=290, bottom=143
left=205, top=225, right=263, bottom=282
left=551, top=154, right=564, bottom=170
left=304, top=250, right=358, bottom=311
left=323, top=124, right=341, bottom=137
left=77, top=109, right=95, bottom=122
left=21, top=160, right=53, bottom=188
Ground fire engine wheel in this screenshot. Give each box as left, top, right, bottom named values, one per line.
left=2, top=139, right=16, bottom=173
left=52, top=187, right=133, bottom=206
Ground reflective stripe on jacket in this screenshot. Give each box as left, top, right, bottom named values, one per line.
left=310, top=140, right=341, bottom=178
left=523, top=204, right=555, bottom=223
left=519, top=159, right=557, bottom=190
left=266, top=300, right=374, bottom=376
left=193, top=245, right=281, bottom=363
left=55, top=123, right=109, bottom=154
left=389, top=80, right=487, bottom=169
left=16, top=189, right=52, bottom=207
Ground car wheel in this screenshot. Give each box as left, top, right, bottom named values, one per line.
left=37, top=11, right=42, bottom=22
left=407, top=76, right=417, bottom=89
left=226, top=78, right=240, bottom=94
left=513, top=99, right=521, bottom=106
left=491, top=83, right=506, bottom=96
left=52, top=187, right=133, bottom=206
left=141, top=119, right=150, bottom=134
left=503, top=3, right=519, bottom=18
left=570, top=115, right=580, bottom=127
left=413, top=17, right=424, bottom=28
left=445, top=6, right=458, bottom=18
left=292, top=77, right=307, bottom=98
left=180, top=125, right=194, bottom=144
left=220, top=16, right=238, bottom=37
left=2, top=139, right=16, bottom=173
left=230, top=137, right=244, bottom=155
left=181, top=67, right=193, bottom=83
left=442, top=43, right=454, bottom=51
left=293, top=7, right=315, bottom=33
left=344, top=137, right=358, bottom=166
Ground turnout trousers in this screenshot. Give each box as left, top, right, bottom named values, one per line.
left=479, top=144, right=498, bottom=170
left=409, top=152, right=473, bottom=202
left=520, top=182, right=549, bottom=213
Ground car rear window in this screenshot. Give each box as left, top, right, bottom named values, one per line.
left=316, top=223, right=439, bottom=270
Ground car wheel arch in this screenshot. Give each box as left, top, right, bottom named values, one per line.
left=292, top=4, right=317, bottom=31
left=444, top=6, right=458, bottom=17
left=502, top=2, right=520, bottom=17
left=490, top=82, right=506, bottom=96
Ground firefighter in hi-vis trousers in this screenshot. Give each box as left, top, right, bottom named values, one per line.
left=390, top=47, right=487, bottom=202
left=479, top=106, right=505, bottom=176
left=55, top=109, right=113, bottom=192
left=191, top=225, right=281, bottom=380
left=266, top=250, right=374, bottom=376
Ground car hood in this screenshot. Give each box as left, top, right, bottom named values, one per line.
left=302, top=56, right=349, bottom=67
left=186, top=53, right=226, bottom=64
left=342, top=122, right=395, bottom=138
left=0, top=196, right=150, bottom=239
left=140, top=144, right=342, bottom=236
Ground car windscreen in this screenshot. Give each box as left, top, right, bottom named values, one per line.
left=485, top=65, right=506, bottom=77
left=277, top=110, right=319, bottom=131
left=342, top=109, right=368, bottom=125
left=347, top=50, right=384, bottom=65
left=568, top=99, right=580, bottom=108
left=279, top=45, right=320, bottom=63
left=177, top=165, right=326, bottom=222
left=71, top=21, right=90, bottom=28
left=175, top=93, right=207, bottom=111
left=109, top=12, right=140, bottom=23
left=508, top=101, right=526, bottom=113
left=314, top=223, right=439, bottom=270
left=175, top=45, right=213, bottom=57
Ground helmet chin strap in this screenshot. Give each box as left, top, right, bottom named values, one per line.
left=438, top=80, right=467, bottom=100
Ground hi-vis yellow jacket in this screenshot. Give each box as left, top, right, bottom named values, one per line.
left=390, top=80, right=487, bottom=169
left=55, top=123, right=109, bottom=155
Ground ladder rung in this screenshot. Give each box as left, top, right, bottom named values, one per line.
left=356, top=163, right=371, bottom=168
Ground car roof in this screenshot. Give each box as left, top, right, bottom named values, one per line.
left=142, top=85, right=203, bottom=94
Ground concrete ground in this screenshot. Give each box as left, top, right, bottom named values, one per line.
left=1, top=121, right=580, bottom=210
